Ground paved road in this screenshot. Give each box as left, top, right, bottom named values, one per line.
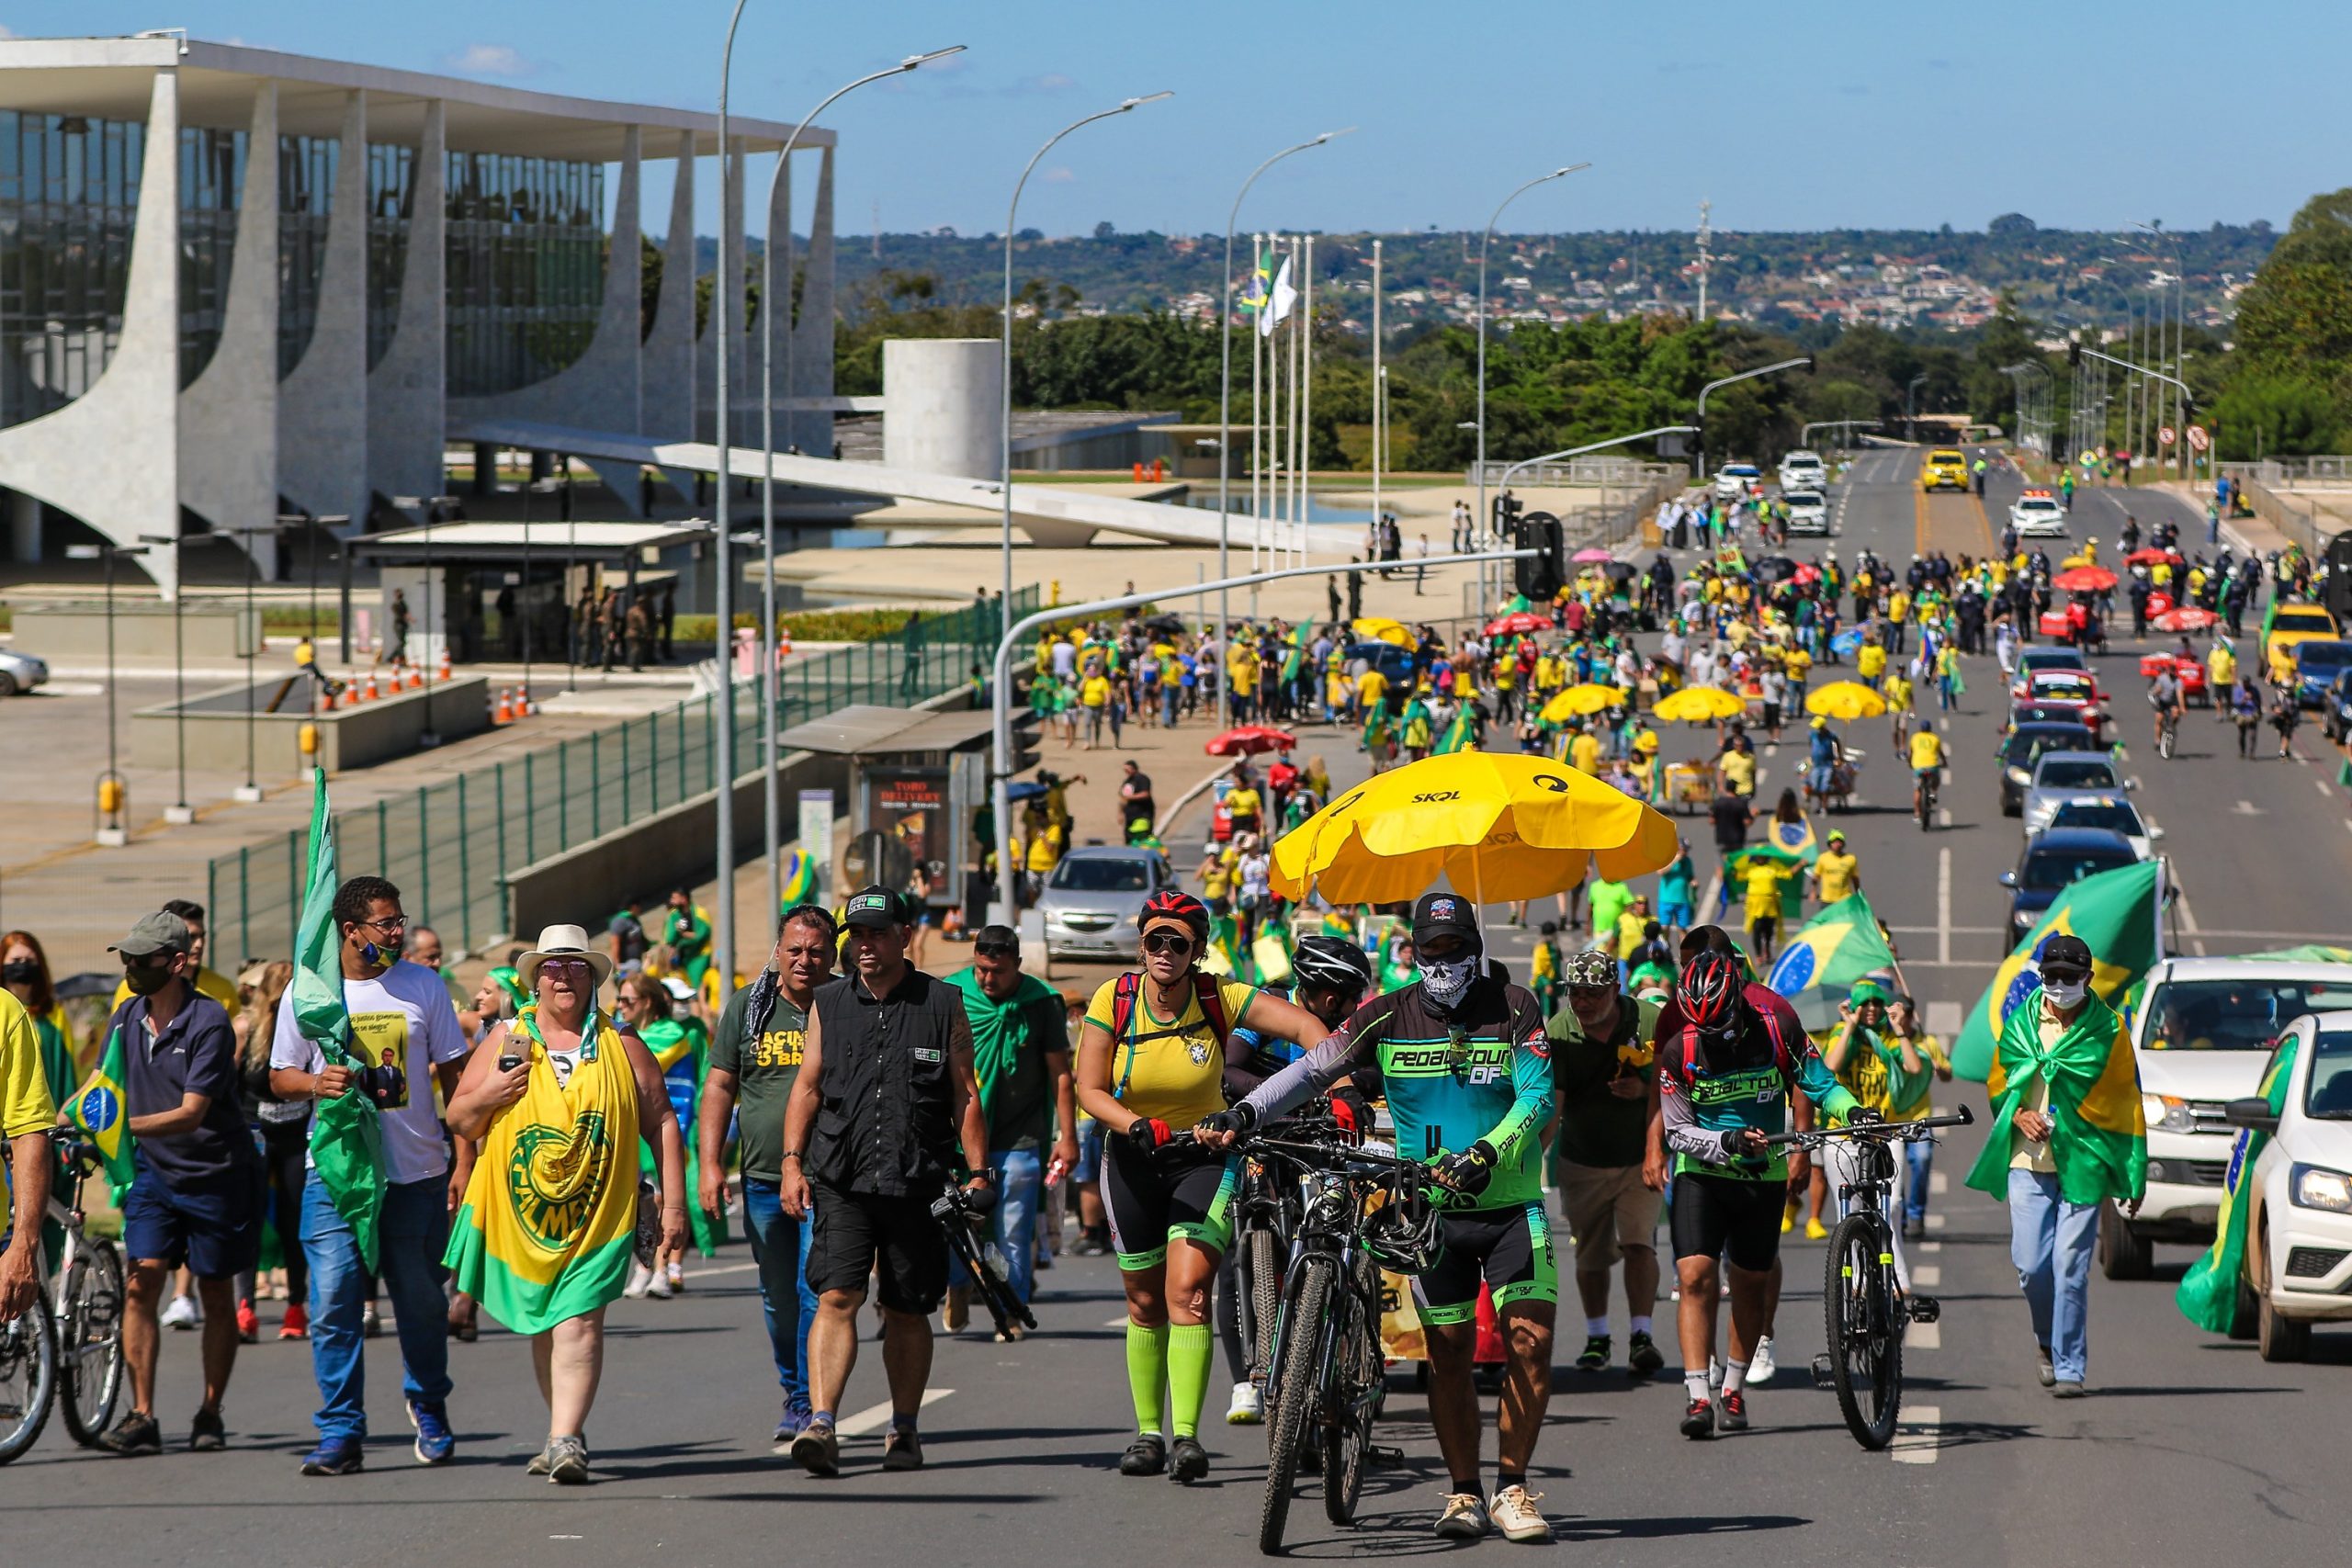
left=7, top=451, right=2346, bottom=1561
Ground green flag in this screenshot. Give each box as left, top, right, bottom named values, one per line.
left=63, top=1024, right=136, bottom=1197
left=291, top=773, right=387, bottom=1271
left=1951, top=859, right=2164, bottom=1083
left=2176, top=1033, right=2299, bottom=1334
left=1279, top=626, right=1307, bottom=686
left=1433, top=705, right=1477, bottom=755
left=1763, top=889, right=1900, bottom=1032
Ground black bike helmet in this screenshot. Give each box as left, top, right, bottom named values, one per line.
left=1138, top=888, right=1212, bottom=944
left=1679, top=949, right=1742, bottom=1032
left=1292, top=936, right=1374, bottom=998
left=1361, top=1179, right=1444, bottom=1276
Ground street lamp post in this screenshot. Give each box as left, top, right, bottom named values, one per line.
left=1905, top=373, right=1928, bottom=443
left=1001, top=93, right=1173, bottom=645
left=1496, top=426, right=1699, bottom=492
left=137, top=532, right=195, bottom=823
left=1476, top=164, right=1589, bottom=607
left=759, top=46, right=964, bottom=931
left=712, top=0, right=750, bottom=1005
left=67, top=541, right=149, bottom=845
left=1215, top=128, right=1351, bottom=727
left=229, top=524, right=267, bottom=800
left=1695, top=357, right=1814, bottom=485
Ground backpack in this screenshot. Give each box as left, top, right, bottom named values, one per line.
left=1107, top=970, right=1234, bottom=1105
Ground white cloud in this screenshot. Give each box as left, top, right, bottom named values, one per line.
left=441, top=43, right=537, bottom=78
left=1041, top=166, right=1075, bottom=184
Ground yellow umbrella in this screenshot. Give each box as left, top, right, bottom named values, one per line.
left=1653, top=685, right=1747, bottom=723
left=1351, top=616, right=1410, bottom=648
left=1271, top=750, right=1679, bottom=905
left=1541, top=683, right=1628, bottom=723
left=1804, top=680, right=1887, bottom=720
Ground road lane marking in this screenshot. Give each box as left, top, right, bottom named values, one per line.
left=838, top=1387, right=954, bottom=1437
left=1914, top=1264, right=1941, bottom=1287
left=1925, top=1002, right=1962, bottom=1038
left=683, top=1262, right=763, bottom=1280
left=1925, top=1213, right=1946, bottom=1231
left=1921, top=1240, right=1942, bottom=1254
left=1938, top=848, right=1952, bottom=964
left=1909, top=1321, right=1941, bottom=1350
left=1890, top=1404, right=1942, bottom=1464
left=2231, top=799, right=2264, bottom=816
left=1105, top=1314, right=1134, bottom=1328
left=2174, top=878, right=2210, bottom=957
left=2319, top=777, right=2333, bottom=797
left=1938, top=807, right=1952, bottom=827
left=1928, top=1171, right=1949, bottom=1195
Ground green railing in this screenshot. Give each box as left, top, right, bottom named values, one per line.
left=203, top=589, right=1038, bottom=964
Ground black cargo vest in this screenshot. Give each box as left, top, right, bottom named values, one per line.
left=808, top=967, right=962, bottom=1195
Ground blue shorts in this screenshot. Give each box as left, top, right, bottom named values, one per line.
left=1072, top=1118, right=1106, bottom=1186
left=122, top=1152, right=264, bottom=1280
left=1658, top=899, right=1695, bottom=929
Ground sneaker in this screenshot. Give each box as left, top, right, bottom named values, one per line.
left=1227, top=1381, right=1263, bottom=1425
left=665, top=1260, right=685, bottom=1293
left=1118, top=1433, right=1167, bottom=1476
left=1719, top=1391, right=1748, bottom=1431
left=641, top=1267, right=673, bottom=1301
left=2052, top=1381, right=2086, bottom=1399
left=942, top=1287, right=969, bottom=1335
left=1435, top=1492, right=1492, bottom=1540
left=526, top=1443, right=554, bottom=1476
left=1627, top=1331, right=1665, bottom=1377
left=409, top=1400, right=455, bottom=1464
left=546, top=1434, right=591, bottom=1484
left=624, top=1261, right=653, bottom=1299
left=161, top=1294, right=200, bottom=1331
left=361, top=1305, right=381, bottom=1339
left=1780, top=1211, right=1795, bottom=1235
left=1804, top=1217, right=1829, bottom=1241
left=235, top=1299, right=260, bottom=1343
left=791, top=1421, right=841, bottom=1477
left=1074, top=1232, right=1112, bottom=1258
left=1574, top=1335, right=1611, bottom=1371
left=1679, top=1397, right=1715, bottom=1439
left=1903, top=1217, right=1927, bottom=1242
left=97, top=1411, right=163, bottom=1456
left=299, top=1436, right=364, bottom=1475
left=882, top=1428, right=925, bottom=1472
left=1488, top=1483, right=1551, bottom=1543
left=2035, top=1343, right=2056, bottom=1388
left=279, top=1303, right=310, bottom=1340
left=1749, top=1335, right=1778, bottom=1386
left=189, top=1405, right=227, bottom=1451
left=1170, top=1436, right=1210, bottom=1483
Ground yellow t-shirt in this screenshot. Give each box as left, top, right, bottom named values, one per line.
left=1356, top=670, right=1389, bottom=709
left=1086, top=976, right=1261, bottom=1126
left=1569, top=733, right=1603, bottom=775
left=1909, top=731, right=1944, bottom=771
left=1530, top=942, right=1557, bottom=982
left=1857, top=645, right=1888, bottom=680
left=1228, top=660, right=1256, bottom=697
left=1784, top=649, right=1812, bottom=682
left=1616, top=910, right=1649, bottom=959
left=1887, top=592, right=1911, bottom=624
left=1815, top=851, right=1860, bottom=904
left=1025, top=821, right=1064, bottom=874
left=1883, top=674, right=1913, bottom=713
left=1741, top=861, right=1787, bottom=919
left=0, top=990, right=57, bottom=1139
left=2011, top=1004, right=2064, bottom=1172
left=1223, top=787, right=1262, bottom=824
left=1720, top=750, right=1757, bottom=795
left=1080, top=674, right=1111, bottom=709
left=2209, top=646, right=2236, bottom=686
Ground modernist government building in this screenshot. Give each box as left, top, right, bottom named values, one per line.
left=0, top=31, right=840, bottom=594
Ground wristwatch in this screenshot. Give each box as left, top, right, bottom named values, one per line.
left=780, top=1150, right=804, bottom=1164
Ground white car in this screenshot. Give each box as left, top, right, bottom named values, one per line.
left=0, top=647, right=47, bottom=696
left=1778, top=451, right=1826, bottom=493
left=2106, top=959, right=2352, bottom=1279
left=2041, top=792, right=2163, bottom=860
left=1781, top=489, right=1830, bottom=536
left=2219, top=1010, right=2352, bottom=1359
left=2008, top=490, right=2069, bottom=538
left=1713, top=463, right=1761, bottom=502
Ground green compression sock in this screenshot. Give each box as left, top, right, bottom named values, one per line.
left=1167, top=1323, right=1214, bottom=1439
left=1125, top=1321, right=1170, bottom=1436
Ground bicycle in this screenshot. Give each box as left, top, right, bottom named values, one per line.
left=1915, top=766, right=1939, bottom=830
left=2157, top=705, right=2179, bottom=760
left=3, top=1135, right=127, bottom=1463
left=929, top=1178, right=1036, bottom=1341
left=1227, top=1102, right=1342, bottom=1430
left=1766, top=1106, right=1972, bottom=1450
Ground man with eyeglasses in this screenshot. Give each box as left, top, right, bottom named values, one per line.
left=269, top=876, right=472, bottom=1474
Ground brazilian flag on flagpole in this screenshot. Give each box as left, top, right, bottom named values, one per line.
left=1951, top=859, right=2165, bottom=1083
left=2177, top=1032, right=2299, bottom=1333
left=1240, top=247, right=1272, bottom=314
left=1764, top=889, right=1900, bottom=1032
left=289, top=772, right=389, bottom=1270
left=1279, top=625, right=1307, bottom=686
left=64, top=1025, right=136, bottom=1198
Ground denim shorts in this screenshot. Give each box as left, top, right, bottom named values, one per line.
left=1072, top=1118, right=1105, bottom=1185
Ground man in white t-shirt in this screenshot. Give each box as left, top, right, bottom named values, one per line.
left=270, top=875, right=471, bottom=1476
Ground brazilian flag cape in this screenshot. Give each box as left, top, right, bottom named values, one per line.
left=639, top=1016, right=724, bottom=1257
left=1964, top=988, right=2147, bottom=1207
left=2177, top=1034, right=2299, bottom=1333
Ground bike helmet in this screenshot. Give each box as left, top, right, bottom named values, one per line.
left=1138, top=888, right=1211, bottom=943
left=1293, top=935, right=1374, bottom=997
left=1679, top=949, right=1742, bottom=1032
left=1362, top=1180, right=1444, bottom=1276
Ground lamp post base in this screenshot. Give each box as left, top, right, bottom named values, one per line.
left=418, top=730, right=442, bottom=750
left=232, top=784, right=265, bottom=803
left=95, top=827, right=130, bottom=848
left=164, top=805, right=196, bottom=825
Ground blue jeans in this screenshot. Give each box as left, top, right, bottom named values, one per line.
left=741, top=1178, right=818, bottom=1416
left=2007, top=1168, right=2098, bottom=1383
left=1904, top=1136, right=1934, bottom=1227
left=947, top=1148, right=1043, bottom=1304
left=302, top=1174, right=450, bottom=1439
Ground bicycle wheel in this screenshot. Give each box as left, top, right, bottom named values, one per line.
left=57, top=1239, right=125, bottom=1446
left=1258, top=1256, right=1334, bottom=1557
left=1823, top=1211, right=1903, bottom=1450
left=1321, top=1254, right=1381, bottom=1527
left=1249, top=1224, right=1282, bottom=1382
left=0, top=1292, right=58, bottom=1464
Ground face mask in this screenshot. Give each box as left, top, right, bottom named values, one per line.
left=1418, top=954, right=1480, bottom=1009
left=2041, top=976, right=2088, bottom=1009
left=357, top=941, right=398, bottom=974
left=122, top=962, right=175, bottom=997
left=1, top=960, right=39, bottom=987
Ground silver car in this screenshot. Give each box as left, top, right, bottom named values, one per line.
left=1039, top=845, right=1176, bottom=961
left=0, top=647, right=48, bottom=696
left=2020, top=750, right=2131, bottom=834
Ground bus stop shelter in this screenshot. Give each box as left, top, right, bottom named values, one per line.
left=776, top=703, right=996, bottom=925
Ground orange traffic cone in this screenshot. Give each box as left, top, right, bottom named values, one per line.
left=361, top=671, right=379, bottom=704
left=515, top=682, right=533, bottom=717
left=437, top=644, right=452, bottom=682
left=494, top=686, right=514, bottom=724
left=779, top=628, right=793, bottom=661
left=407, top=664, right=424, bottom=692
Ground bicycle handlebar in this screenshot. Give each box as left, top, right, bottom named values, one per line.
left=1763, top=1105, right=1974, bottom=1149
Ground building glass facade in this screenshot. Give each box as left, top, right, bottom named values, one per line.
left=445, top=151, right=602, bottom=397
left=277, top=132, right=335, bottom=379
left=366, top=141, right=413, bottom=370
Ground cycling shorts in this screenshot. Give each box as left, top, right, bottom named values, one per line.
left=1102, top=1138, right=1238, bottom=1271
left=1669, top=1170, right=1783, bottom=1272
left=1411, top=1201, right=1558, bottom=1327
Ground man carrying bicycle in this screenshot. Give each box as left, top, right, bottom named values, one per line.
left=1203, top=894, right=1557, bottom=1544
left=1, top=988, right=55, bottom=1323
left=1657, top=950, right=1860, bottom=1439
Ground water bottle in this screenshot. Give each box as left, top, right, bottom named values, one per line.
left=982, top=1242, right=1012, bottom=1284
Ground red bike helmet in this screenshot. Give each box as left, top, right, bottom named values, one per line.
left=1679, top=950, right=1742, bottom=1031
left=1138, top=889, right=1212, bottom=943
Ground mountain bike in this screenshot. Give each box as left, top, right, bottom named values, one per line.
left=1767, top=1107, right=1972, bottom=1450
left=45, top=1138, right=126, bottom=1448
left=1915, top=765, right=1939, bottom=830
left=929, top=1178, right=1036, bottom=1340
left=2158, top=705, right=2179, bottom=760
left=1229, top=1103, right=1342, bottom=1432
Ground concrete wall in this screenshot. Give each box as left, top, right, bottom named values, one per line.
left=130, top=675, right=491, bottom=773
left=367, top=98, right=447, bottom=509
left=883, top=338, right=1001, bottom=479
left=277, top=90, right=371, bottom=530
left=17, top=603, right=256, bottom=660
left=178, top=84, right=281, bottom=578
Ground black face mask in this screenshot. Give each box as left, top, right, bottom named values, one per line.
left=1, top=960, right=39, bottom=987
left=122, top=962, right=175, bottom=998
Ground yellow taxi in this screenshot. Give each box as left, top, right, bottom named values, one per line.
left=2263, top=601, right=2341, bottom=682
left=1919, top=448, right=1969, bottom=491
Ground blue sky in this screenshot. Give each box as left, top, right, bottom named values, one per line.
left=23, top=2, right=2343, bottom=241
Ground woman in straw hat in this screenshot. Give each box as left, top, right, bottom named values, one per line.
left=444, top=924, right=687, bottom=1483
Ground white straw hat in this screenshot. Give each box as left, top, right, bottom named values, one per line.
left=517, top=924, right=615, bottom=990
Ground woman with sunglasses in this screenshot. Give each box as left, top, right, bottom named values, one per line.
left=1073, top=890, right=1328, bottom=1484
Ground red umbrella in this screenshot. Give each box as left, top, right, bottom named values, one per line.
left=2053, top=566, right=2118, bottom=592
left=1485, top=610, right=1549, bottom=636
left=2124, top=547, right=2177, bottom=567
left=2153, top=606, right=2217, bottom=633
left=1572, top=547, right=1614, bottom=564
left=1204, top=725, right=1296, bottom=757
left=1792, top=563, right=1822, bottom=584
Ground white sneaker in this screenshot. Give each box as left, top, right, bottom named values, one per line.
left=642, top=1267, right=673, bottom=1300
left=624, top=1261, right=653, bottom=1298
left=1749, top=1336, right=1778, bottom=1386
left=1435, top=1493, right=1491, bottom=1540
left=1489, top=1484, right=1552, bottom=1543
left=1226, top=1382, right=1263, bottom=1425
left=665, top=1260, right=684, bottom=1292
left=161, top=1294, right=200, bottom=1331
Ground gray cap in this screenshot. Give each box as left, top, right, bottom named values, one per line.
left=111, top=911, right=193, bottom=958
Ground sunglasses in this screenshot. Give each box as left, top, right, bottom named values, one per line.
left=2041, top=969, right=2089, bottom=987
left=1566, top=983, right=1614, bottom=998
left=1141, top=931, right=1194, bottom=956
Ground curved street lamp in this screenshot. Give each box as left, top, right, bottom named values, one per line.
left=1476, top=164, right=1589, bottom=605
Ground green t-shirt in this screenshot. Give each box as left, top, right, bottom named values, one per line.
left=945, top=967, right=1067, bottom=1153
left=711, top=979, right=808, bottom=1183
left=1588, top=880, right=1635, bottom=949
left=1546, top=993, right=1663, bottom=1168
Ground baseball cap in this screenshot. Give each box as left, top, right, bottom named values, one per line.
left=842, top=886, right=906, bottom=931
left=111, top=911, right=193, bottom=959
left=1848, top=978, right=1890, bottom=1006
left=1410, top=892, right=1480, bottom=950
left=2038, top=934, right=2093, bottom=978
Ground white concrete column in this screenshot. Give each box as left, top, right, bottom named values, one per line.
left=789, top=144, right=838, bottom=457
left=277, top=90, right=370, bottom=531
left=180, top=82, right=280, bottom=579
left=883, top=339, right=1000, bottom=479
left=641, top=130, right=696, bottom=448
left=368, top=98, right=447, bottom=510
left=695, top=138, right=748, bottom=448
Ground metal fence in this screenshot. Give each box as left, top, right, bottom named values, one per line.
left=1468, top=457, right=1682, bottom=489
left=2221, top=457, right=2352, bottom=486
left=202, top=589, right=1038, bottom=965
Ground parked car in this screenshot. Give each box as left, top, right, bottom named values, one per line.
left=1038, top=845, right=1176, bottom=961
left=2007, top=489, right=2069, bottom=537
left=2020, top=750, right=2131, bottom=834
left=1781, top=489, right=1830, bottom=536
left=1997, top=720, right=2099, bottom=816
left=2041, top=793, right=2163, bottom=860
left=2262, top=602, right=2339, bottom=683
left=2324, top=669, right=2352, bottom=744
left=2115, top=961, right=2352, bottom=1284
left=2290, top=638, right=2352, bottom=708
left=2217, top=1010, right=2352, bottom=1359
left=0, top=647, right=47, bottom=696
left=1713, top=463, right=1762, bottom=502
left=1777, top=450, right=1826, bottom=493
left=1998, top=827, right=2139, bottom=946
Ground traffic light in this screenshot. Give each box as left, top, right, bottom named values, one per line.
left=2067, top=338, right=2083, bottom=367
left=1514, top=510, right=1565, bottom=602
left=2327, top=533, right=2352, bottom=623
left=1007, top=707, right=1043, bottom=776
left=1491, top=490, right=1523, bottom=541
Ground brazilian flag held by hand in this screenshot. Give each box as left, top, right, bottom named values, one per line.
left=291, top=773, right=388, bottom=1271
left=1951, top=859, right=2164, bottom=1083
left=65, top=1025, right=136, bottom=1197
left=1766, top=890, right=1898, bottom=1032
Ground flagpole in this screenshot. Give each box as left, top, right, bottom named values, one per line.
left=1301, top=232, right=1315, bottom=572
left=1250, top=231, right=1262, bottom=606
left=1372, top=237, right=1383, bottom=574
left=1289, top=233, right=1304, bottom=587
